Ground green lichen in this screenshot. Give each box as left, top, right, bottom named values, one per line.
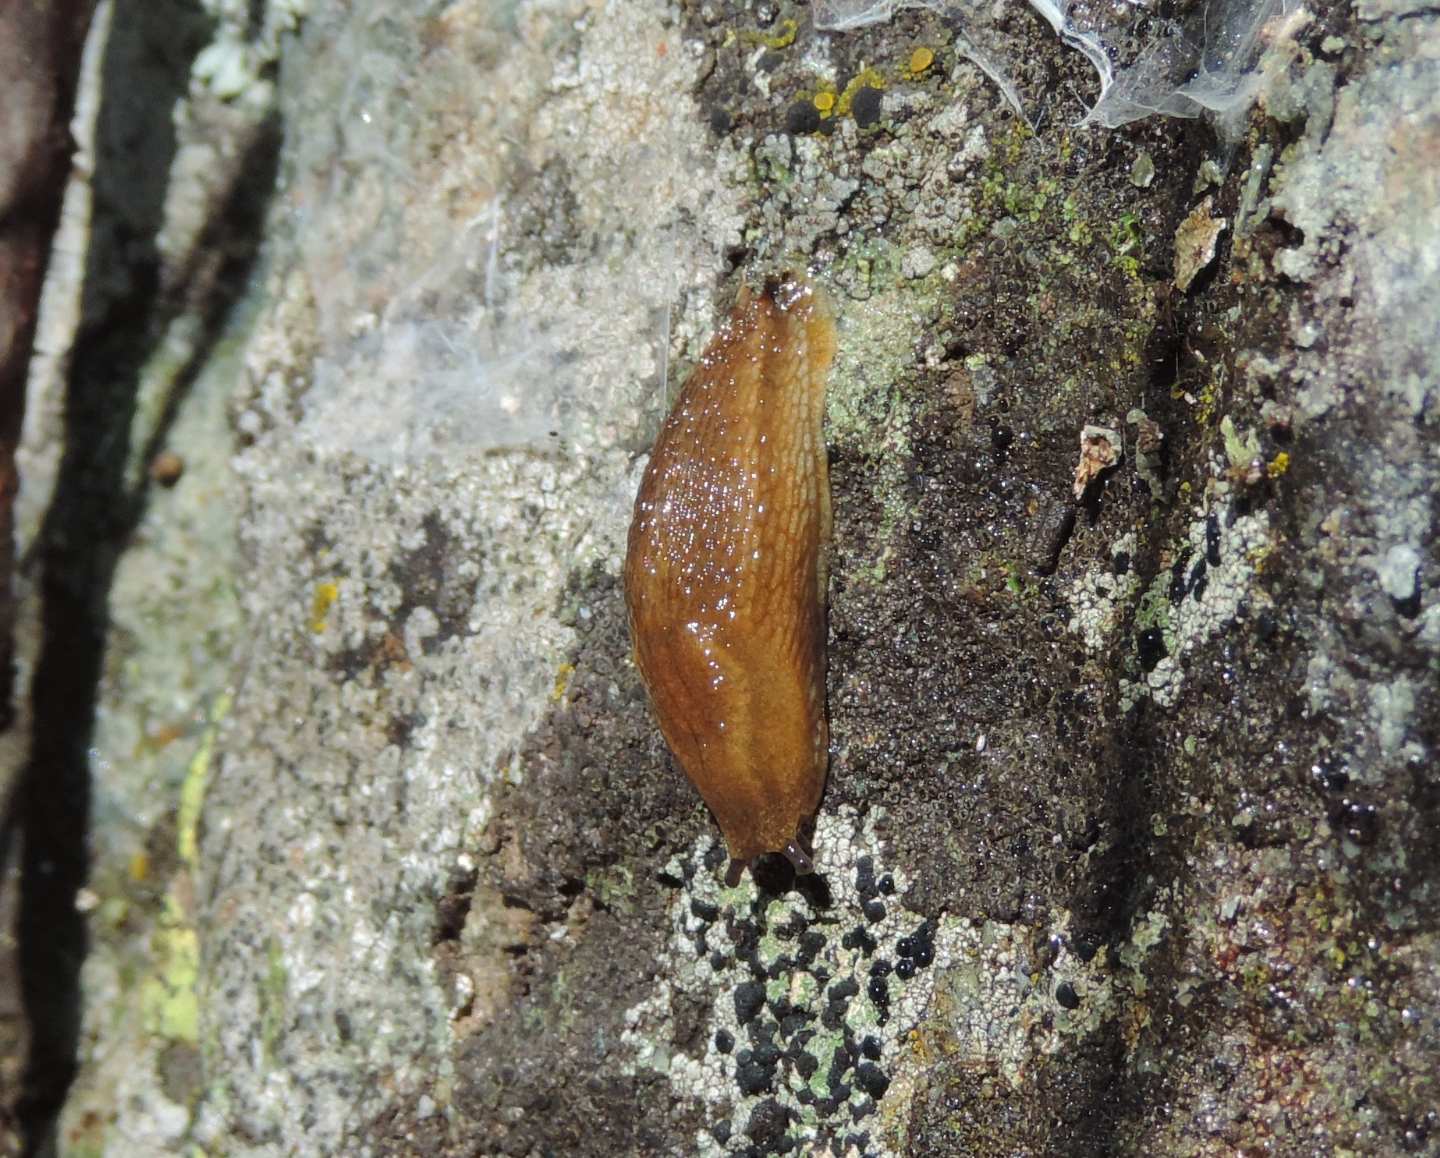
left=587, top=863, right=637, bottom=912
left=825, top=284, right=930, bottom=585
left=137, top=696, right=233, bottom=1050
left=140, top=896, right=202, bottom=1045
left=260, top=938, right=289, bottom=1066
left=1109, top=212, right=1144, bottom=278
left=177, top=694, right=230, bottom=867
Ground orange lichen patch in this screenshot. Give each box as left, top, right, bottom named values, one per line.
left=136, top=721, right=187, bottom=756
left=624, top=275, right=836, bottom=870
left=908, top=46, right=935, bottom=75
left=375, top=631, right=411, bottom=672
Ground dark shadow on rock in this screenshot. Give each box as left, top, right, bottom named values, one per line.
left=5, top=0, right=281, bottom=1150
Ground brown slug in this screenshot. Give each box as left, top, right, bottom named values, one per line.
left=624, top=274, right=835, bottom=883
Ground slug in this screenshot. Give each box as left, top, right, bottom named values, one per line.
left=624, top=274, right=835, bottom=883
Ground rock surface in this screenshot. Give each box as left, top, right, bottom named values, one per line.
left=3, top=0, right=1435, bottom=1154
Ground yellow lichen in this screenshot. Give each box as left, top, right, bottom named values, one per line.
left=813, top=90, right=836, bottom=115
left=552, top=662, right=576, bottom=701
left=1267, top=451, right=1291, bottom=478
left=836, top=66, right=886, bottom=117
left=140, top=896, right=200, bottom=1044
left=741, top=16, right=797, bottom=49
left=907, top=46, right=934, bottom=75
left=310, top=579, right=339, bottom=633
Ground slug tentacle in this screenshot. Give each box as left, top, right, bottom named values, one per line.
left=624, top=274, right=836, bottom=873
left=782, top=839, right=815, bottom=876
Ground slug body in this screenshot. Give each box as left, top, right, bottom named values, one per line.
left=625, top=276, right=835, bottom=873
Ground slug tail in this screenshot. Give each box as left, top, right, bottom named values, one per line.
left=724, top=858, right=747, bottom=887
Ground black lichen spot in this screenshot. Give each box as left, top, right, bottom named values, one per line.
left=846, top=1096, right=874, bottom=1123
left=1254, top=609, right=1279, bottom=641
left=1310, top=757, right=1350, bottom=794
left=1071, top=933, right=1099, bottom=962
left=1188, top=556, right=1208, bottom=600
left=785, top=100, right=821, bottom=135
left=1169, top=555, right=1191, bottom=604
left=909, top=922, right=936, bottom=968
left=387, top=513, right=477, bottom=651
left=715, top=1028, right=735, bottom=1054
left=860, top=1035, right=882, bottom=1061
left=867, top=975, right=890, bottom=1007
left=708, top=105, right=733, bottom=134
left=703, top=842, right=728, bottom=872
left=1136, top=627, right=1168, bottom=672
left=851, top=85, right=883, bottom=127
left=1113, top=551, right=1131, bottom=576
left=749, top=1034, right=783, bottom=1070
left=712, top=1120, right=732, bottom=1144
left=841, top=926, right=878, bottom=955
left=854, top=1061, right=890, bottom=1099
left=895, top=957, right=917, bottom=980
left=796, top=930, right=826, bottom=966
left=690, top=898, right=720, bottom=924
left=1335, top=798, right=1380, bottom=846
left=1206, top=512, right=1222, bottom=565
left=878, top=874, right=895, bottom=896
left=854, top=856, right=877, bottom=898
left=779, top=1011, right=811, bottom=1040
left=1031, top=501, right=1078, bottom=576
left=432, top=870, right=475, bottom=945
left=795, top=1049, right=819, bottom=1080
left=735, top=1051, right=775, bottom=1096
left=734, top=980, right=766, bottom=1026
left=863, top=898, right=887, bottom=923
left=710, top=950, right=728, bottom=971
left=869, top=959, right=892, bottom=979
left=1056, top=980, right=1081, bottom=1009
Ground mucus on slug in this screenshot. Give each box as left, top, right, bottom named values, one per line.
left=624, top=273, right=836, bottom=883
